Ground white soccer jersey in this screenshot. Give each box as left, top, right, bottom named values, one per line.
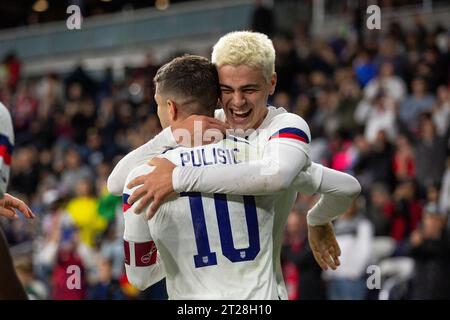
left=0, top=103, right=14, bottom=199
left=111, top=106, right=324, bottom=300
left=214, top=106, right=320, bottom=299
left=123, top=138, right=279, bottom=299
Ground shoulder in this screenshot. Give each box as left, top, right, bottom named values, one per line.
left=266, top=108, right=311, bottom=142
left=0, top=103, right=14, bottom=141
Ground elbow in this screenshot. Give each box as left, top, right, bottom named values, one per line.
left=347, top=175, right=362, bottom=200
left=270, top=171, right=294, bottom=193
left=336, top=172, right=362, bottom=199
left=106, top=174, right=121, bottom=196
left=126, top=272, right=151, bottom=291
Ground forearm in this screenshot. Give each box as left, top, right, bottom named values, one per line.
left=173, top=143, right=308, bottom=195
left=107, top=127, right=177, bottom=195
left=0, top=228, right=28, bottom=299
left=307, top=167, right=361, bottom=226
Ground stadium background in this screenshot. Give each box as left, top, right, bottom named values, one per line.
left=1, top=0, right=450, bottom=300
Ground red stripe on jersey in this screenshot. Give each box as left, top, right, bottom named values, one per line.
left=135, top=241, right=157, bottom=267
left=122, top=194, right=131, bottom=213
left=123, top=240, right=130, bottom=265
left=123, top=202, right=131, bottom=213
left=0, top=145, right=11, bottom=165
left=270, top=133, right=308, bottom=143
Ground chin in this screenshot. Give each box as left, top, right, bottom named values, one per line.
left=231, top=122, right=250, bottom=131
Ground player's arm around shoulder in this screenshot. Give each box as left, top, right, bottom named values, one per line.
left=123, top=165, right=166, bottom=290
left=107, top=126, right=179, bottom=196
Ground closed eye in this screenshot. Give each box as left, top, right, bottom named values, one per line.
left=221, top=88, right=233, bottom=94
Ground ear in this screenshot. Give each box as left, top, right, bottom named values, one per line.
left=167, top=99, right=178, bottom=121
left=269, top=72, right=277, bottom=95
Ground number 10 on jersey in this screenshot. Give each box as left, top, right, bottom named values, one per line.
left=180, top=192, right=260, bottom=268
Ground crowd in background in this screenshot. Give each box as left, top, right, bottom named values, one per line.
left=1, top=6, right=450, bottom=300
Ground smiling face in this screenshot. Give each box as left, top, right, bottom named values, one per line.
left=218, top=64, right=276, bottom=131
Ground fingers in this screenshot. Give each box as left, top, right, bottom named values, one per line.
left=146, top=196, right=162, bottom=220
left=323, top=247, right=338, bottom=270
left=126, top=175, right=146, bottom=190
left=128, top=185, right=147, bottom=205
left=334, top=240, right=342, bottom=257
left=312, top=245, right=340, bottom=271
left=3, top=195, right=35, bottom=219
left=312, top=249, right=329, bottom=271
left=0, top=206, right=18, bottom=219
left=148, top=157, right=164, bottom=166
left=133, top=194, right=153, bottom=214
left=14, top=201, right=35, bottom=219
left=148, top=157, right=174, bottom=168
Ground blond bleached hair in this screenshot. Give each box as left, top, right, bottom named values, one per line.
left=211, top=31, right=276, bottom=83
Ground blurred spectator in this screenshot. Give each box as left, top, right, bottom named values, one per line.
left=414, top=115, right=447, bottom=190
left=10, top=147, right=40, bottom=197
left=362, top=61, right=406, bottom=103
left=281, top=208, right=325, bottom=300
left=51, top=227, right=87, bottom=300
left=353, top=131, right=395, bottom=190
left=358, top=93, right=397, bottom=144
left=65, top=179, right=107, bottom=248
left=406, top=202, right=450, bottom=299
left=60, top=149, right=93, bottom=195
left=324, top=200, right=373, bottom=300
left=432, top=85, right=450, bottom=136
left=366, top=183, right=395, bottom=237
left=88, top=257, right=125, bottom=300
left=392, top=135, right=416, bottom=182
left=353, top=50, right=377, bottom=87
left=15, top=257, right=48, bottom=300
left=334, top=76, right=361, bottom=134
left=251, top=0, right=274, bottom=37
left=399, top=77, right=435, bottom=133
left=390, top=180, right=422, bottom=244
left=2, top=52, right=21, bottom=92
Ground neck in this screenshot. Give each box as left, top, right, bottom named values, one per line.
left=252, top=107, right=269, bottom=130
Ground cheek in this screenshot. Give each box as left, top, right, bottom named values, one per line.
left=221, top=95, right=232, bottom=106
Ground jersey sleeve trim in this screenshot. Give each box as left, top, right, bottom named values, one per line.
left=269, top=127, right=310, bottom=144
left=0, top=133, right=13, bottom=165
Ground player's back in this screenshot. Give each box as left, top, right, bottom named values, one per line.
left=125, top=138, right=278, bottom=299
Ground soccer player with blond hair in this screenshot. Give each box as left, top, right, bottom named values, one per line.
left=109, top=31, right=360, bottom=299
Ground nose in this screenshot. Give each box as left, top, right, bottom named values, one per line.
left=232, top=92, right=246, bottom=107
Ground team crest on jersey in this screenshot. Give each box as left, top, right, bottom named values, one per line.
left=142, top=245, right=157, bottom=264
left=202, top=256, right=209, bottom=264
left=240, top=251, right=246, bottom=259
